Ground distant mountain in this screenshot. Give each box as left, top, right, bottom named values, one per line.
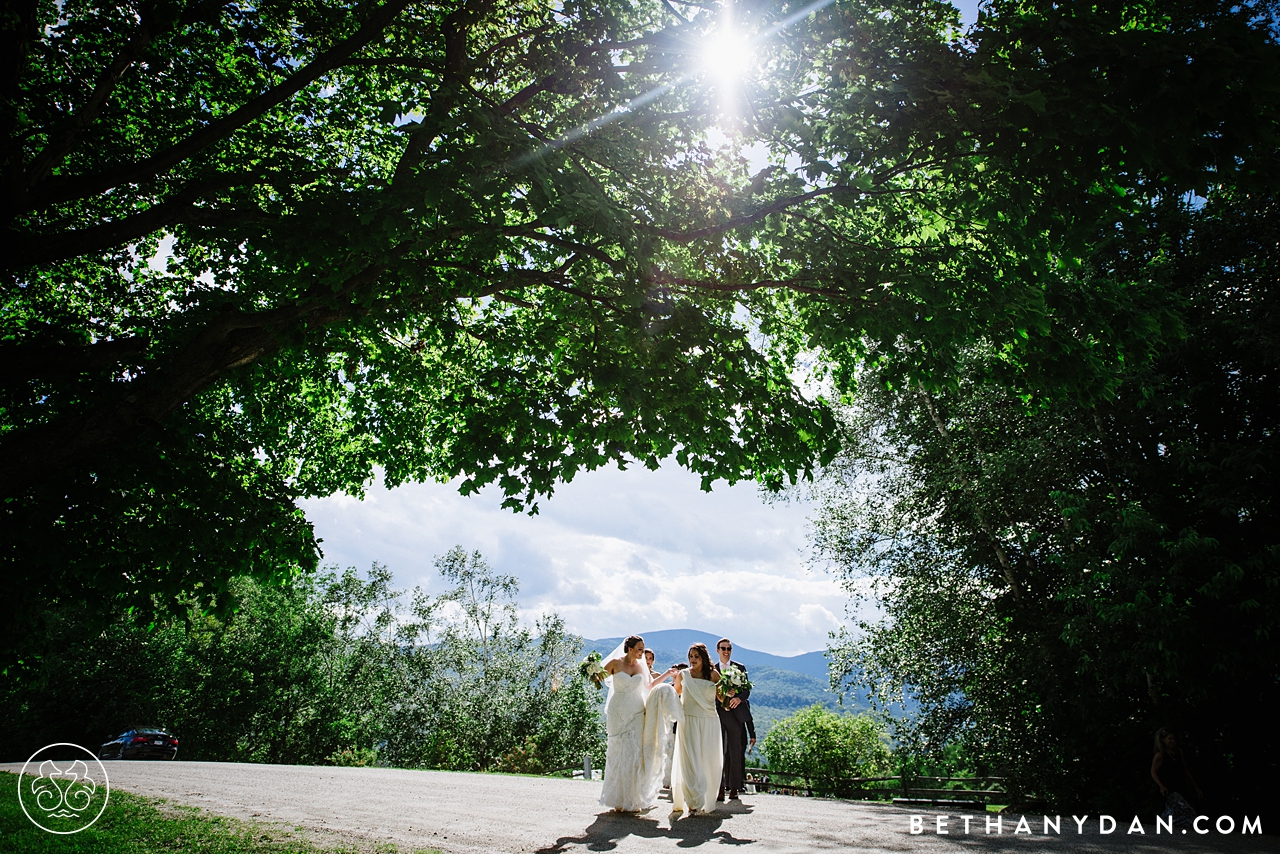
left=584, top=629, right=830, bottom=680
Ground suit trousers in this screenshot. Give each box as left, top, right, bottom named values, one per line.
left=718, top=706, right=746, bottom=793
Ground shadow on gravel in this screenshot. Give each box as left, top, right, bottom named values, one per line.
left=536, top=803, right=756, bottom=852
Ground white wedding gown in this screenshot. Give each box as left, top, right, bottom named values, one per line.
left=600, top=671, right=684, bottom=812
left=600, top=671, right=651, bottom=811
left=671, top=674, right=723, bottom=813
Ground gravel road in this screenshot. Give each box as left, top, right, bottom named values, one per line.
left=3, top=761, right=1275, bottom=854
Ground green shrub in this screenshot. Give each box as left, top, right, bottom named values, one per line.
left=496, top=736, right=543, bottom=774
left=761, top=705, right=891, bottom=794
left=326, top=746, right=378, bottom=767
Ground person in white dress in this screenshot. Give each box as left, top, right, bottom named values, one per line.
left=645, top=649, right=677, bottom=789
left=599, top=636, right=679, bottom=812
left=670, top=642, right=723, bottom=816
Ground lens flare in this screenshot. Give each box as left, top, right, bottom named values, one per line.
left=702, top=27, right=751, bottom=86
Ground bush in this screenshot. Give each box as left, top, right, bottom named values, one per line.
left=496, top=737, right=543, bottom=774
left=761, top=705, right=891, bottom=794
left=327, top=746, right=378, bottom=767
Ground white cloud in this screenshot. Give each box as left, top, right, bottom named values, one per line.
left=795, top=602, right=841, bottom=632
left=300, top=463, right=850, bottom=655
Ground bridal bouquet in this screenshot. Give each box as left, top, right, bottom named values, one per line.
left=579, top=651, right=607, bottom=689
left=717, top=664, right=752, bottom=701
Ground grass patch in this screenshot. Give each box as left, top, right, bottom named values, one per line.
left=1, top=772, right=441, bottom=854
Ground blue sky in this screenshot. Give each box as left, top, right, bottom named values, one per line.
left=956, top=0, right=981, bottom=27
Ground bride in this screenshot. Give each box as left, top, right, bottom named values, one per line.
left=599, top=635, right=678, bottom=812
left=670, top=642, right=723, bottom=815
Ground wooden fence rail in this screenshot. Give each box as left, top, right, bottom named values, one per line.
left=743, top=771, right=1007, bottom=806
left=550, top=759, right=1008, bottom=809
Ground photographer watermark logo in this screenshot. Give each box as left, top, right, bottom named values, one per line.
left=17, top=743, right=110, bottom=834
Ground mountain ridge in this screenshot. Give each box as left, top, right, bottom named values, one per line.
left=583, top=628, right=829, bottom=680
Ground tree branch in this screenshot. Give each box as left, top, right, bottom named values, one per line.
left=21, top=0, right=413, bottom=212
left=475, top=24, right=553, bottom=65
left=19, top=1, right=205, bottom=194
left=4, top=171, right=289, bottom=268
left=652, top=185, right=906, bottom=242
left=649, top=271, right=850, bottom=299
left=492, top=74, right=562, bottom=116
left=517, top=231, right=622, bottom=270
left=0, top=246, right=406, bottom=497
left=0, top=336, right=147, bottom=386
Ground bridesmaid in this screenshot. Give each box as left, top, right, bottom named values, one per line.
left=670, top=642, right=723, bottom=815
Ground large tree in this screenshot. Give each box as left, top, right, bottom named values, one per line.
left=804, top=0, right=1280, bottom=818
left=3, top=0, right=847, bottom=656
left=5, top=0, right=1274, bottom=666
left=812, top=122, right=1280, bottom=825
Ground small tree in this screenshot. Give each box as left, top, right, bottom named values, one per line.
left=762, top=705, right=891, bottom=795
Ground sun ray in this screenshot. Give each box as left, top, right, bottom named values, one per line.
left=509, top=0, right=839, bottom=170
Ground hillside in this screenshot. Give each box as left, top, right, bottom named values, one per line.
left=585, top=629, right=829, bottom=680
left=745, top=664, right=861, bottom=740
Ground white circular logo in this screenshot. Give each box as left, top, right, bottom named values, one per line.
left=17, top=743, right=110, bottom=834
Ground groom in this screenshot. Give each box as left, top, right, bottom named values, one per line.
left=713, top=637, right=751, bottom=801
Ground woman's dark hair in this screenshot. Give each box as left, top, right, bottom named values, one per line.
left=624, top=635, right=644, bottom=653
left=688, top=643, right=713, bottom=679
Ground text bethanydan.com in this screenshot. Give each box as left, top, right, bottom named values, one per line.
left=908, top=814, right=1261, bottom=836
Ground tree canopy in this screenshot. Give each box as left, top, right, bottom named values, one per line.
left=4, top=0, right=1277, bottom=683
left=4, top=0, right=848, bottom=653
left=3, top=0, right=1278, bottom=818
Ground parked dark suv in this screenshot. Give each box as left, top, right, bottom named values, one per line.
left=98, top=727, right=178, bottom=760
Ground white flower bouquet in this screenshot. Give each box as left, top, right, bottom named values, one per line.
left=717, top=663, right=752, bottom=701
left=579, top=651, right=607, bottom=689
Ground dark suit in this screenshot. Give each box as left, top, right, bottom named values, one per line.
left=714, top=659, right=751, bottom=795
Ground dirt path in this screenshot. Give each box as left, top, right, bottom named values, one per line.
left=3, top=761, right=1275, bottom=853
